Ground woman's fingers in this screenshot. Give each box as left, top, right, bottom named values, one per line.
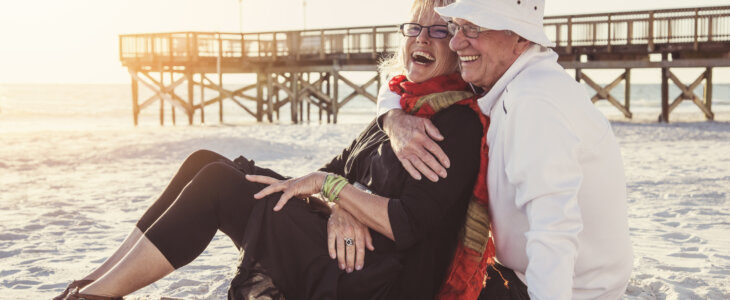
left=327, top=218, right=337, bottom=259
left=252, top=181, right=286, bottom=199
left=364, top=228, right=375, bottom=251
left=273, top=189, right=296, bottom=211
left=344, top=226, right=356, bottom=273
left=245, top=174, right=280, bottom=185
left=336, top=232, right=346, bottom=271
left=354, top=227, right=365, bottom=271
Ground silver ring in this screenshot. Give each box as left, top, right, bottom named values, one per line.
left=344, top=237, right=354, bottom=246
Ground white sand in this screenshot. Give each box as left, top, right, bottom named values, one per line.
left=1, top=113, right=729, bottom=299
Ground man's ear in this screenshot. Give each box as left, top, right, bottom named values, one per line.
left=513, top=36, right=532, bottom=55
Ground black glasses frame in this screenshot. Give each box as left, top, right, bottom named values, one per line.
left=399, top=23, right=450, bottom=39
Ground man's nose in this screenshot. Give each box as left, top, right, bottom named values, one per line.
left=449, top=29, right=467, bottom=51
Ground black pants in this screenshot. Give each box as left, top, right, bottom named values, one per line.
left=478, top=263, right=530, bottom=300
left=135, top=149, right=285, bottom=268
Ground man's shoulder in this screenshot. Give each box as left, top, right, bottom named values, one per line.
left=509, top=60, right=582, bottom=99
left=504, top=60, right=594, bottom=119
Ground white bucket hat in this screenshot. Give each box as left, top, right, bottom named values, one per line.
left=435, top=0, right=555, bottom=48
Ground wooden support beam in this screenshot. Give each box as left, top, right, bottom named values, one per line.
left=200, top=73, right=205, bottom=124
left=170, top=71, right=176, bottom=126
left=338, top=74, right=378, bottom=104
left=325, top=73, right=331, bottom=123
left=196, top=75, right=259, bottom=118
left=256, top=72, right=264, bottom=122
left=131, top=72, right=139, bottom=126
left=218, top=73, right=223, bottom=122
left=298, top=75, right=331, bottom=104
left=292, top=72, right=299, bottom=124
left=186, top=72, right=194, bottom=125
left=580, top=71, right=632, bottom=118
left=660, top=68, right=669, bottom=122
left=137, top=71, right=189, bottom=111
left=271, top=80, right=294, bottom=100
left=159, top=68, right=164, bottom=125
left=624, top=68, right=631, bottom=113
left=274, top=96, right=291, bottom=111
left=300, top=73, right=305, bottom=123
left=267, top=73, right=274, bottom=122
left=130, top=69, right=201, bottom=127
left=662, top=69, right=714, bottom=120
left=333, top=71, right=339, bottom=124
left=705, top=67, right=713, bottom=120
left=567, top=17, right=573, bottom=53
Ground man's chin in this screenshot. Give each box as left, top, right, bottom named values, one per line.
left=460, top=72, right=480, bottom=86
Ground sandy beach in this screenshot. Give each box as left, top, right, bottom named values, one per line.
left=0, top=81, right=729, bottom=299
left=0, top=112, right=728, bottom=299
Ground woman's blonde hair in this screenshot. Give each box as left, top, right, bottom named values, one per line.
left=378, top=0, right=457, bottom=81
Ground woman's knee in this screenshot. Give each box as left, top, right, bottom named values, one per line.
left=184, top=149, right=225, bottom=167
left=195, top=161, right=243, bottom=184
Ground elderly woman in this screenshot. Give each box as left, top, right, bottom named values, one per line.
left=57, top=1, right=490, bottom=299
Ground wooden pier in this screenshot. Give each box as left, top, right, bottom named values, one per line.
left=119, top=5, right=730, bottom=124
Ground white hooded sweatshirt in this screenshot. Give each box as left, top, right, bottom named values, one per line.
left=377, top=45, right=633, bottom=299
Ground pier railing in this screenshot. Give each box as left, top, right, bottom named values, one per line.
left=120, top=25, right=401, bottom=64
left=120, top=6, right=730, bottom=65
left=543, top=6, right=730, bottom=52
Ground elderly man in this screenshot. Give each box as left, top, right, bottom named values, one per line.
left=377, top=0, right=633, bottom=299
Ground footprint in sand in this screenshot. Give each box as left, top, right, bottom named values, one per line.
left=0, top=249, right=21, bottom=259
left=0, top=233, right=27, bottom=240
left=668, top=252, right=708, bottom=259
left=662, top=221, right=680, bottom=227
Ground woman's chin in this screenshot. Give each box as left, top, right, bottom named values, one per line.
left=406, top=72, right=427, bottom=83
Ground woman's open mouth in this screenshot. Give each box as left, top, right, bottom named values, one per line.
left=411, top=51, right=435, bottom=65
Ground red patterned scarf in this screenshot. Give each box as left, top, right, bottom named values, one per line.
left=390, top=73, right=495, bottom=300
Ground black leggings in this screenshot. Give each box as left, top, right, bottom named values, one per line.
left=135, top=149, right=285, bottom=269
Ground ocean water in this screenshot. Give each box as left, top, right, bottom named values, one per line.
left=0, top=82, right=728, bottom=133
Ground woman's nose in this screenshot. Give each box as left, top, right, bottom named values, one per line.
left=416, top=28, right=430, bottom=44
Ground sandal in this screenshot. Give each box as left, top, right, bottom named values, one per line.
left=53, top=280, right=94, bottom=300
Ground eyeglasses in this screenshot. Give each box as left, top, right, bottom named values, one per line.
left=399, top=23, right=450, bottom=39
left=447, top=21, right=491, bottom=39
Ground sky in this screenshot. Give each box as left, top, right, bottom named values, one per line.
left=0, top=0, right=728, bottom=84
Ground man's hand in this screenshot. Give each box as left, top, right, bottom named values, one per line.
left=382, top=109, right=449, bottom=182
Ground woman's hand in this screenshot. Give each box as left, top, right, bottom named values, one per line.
left=328, top=204, right=375, bottom=273
left=246, top=172, right=327, bottom=211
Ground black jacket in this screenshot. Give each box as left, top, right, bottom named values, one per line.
left=319, top=105, right=483, bottom=299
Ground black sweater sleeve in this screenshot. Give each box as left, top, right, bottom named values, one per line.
left=386, top=106, right=483, bottom=251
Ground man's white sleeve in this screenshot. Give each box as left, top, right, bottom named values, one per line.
left=376, top=82, right=402, bottom=116
left=503, top=98, right=583, bottom=300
